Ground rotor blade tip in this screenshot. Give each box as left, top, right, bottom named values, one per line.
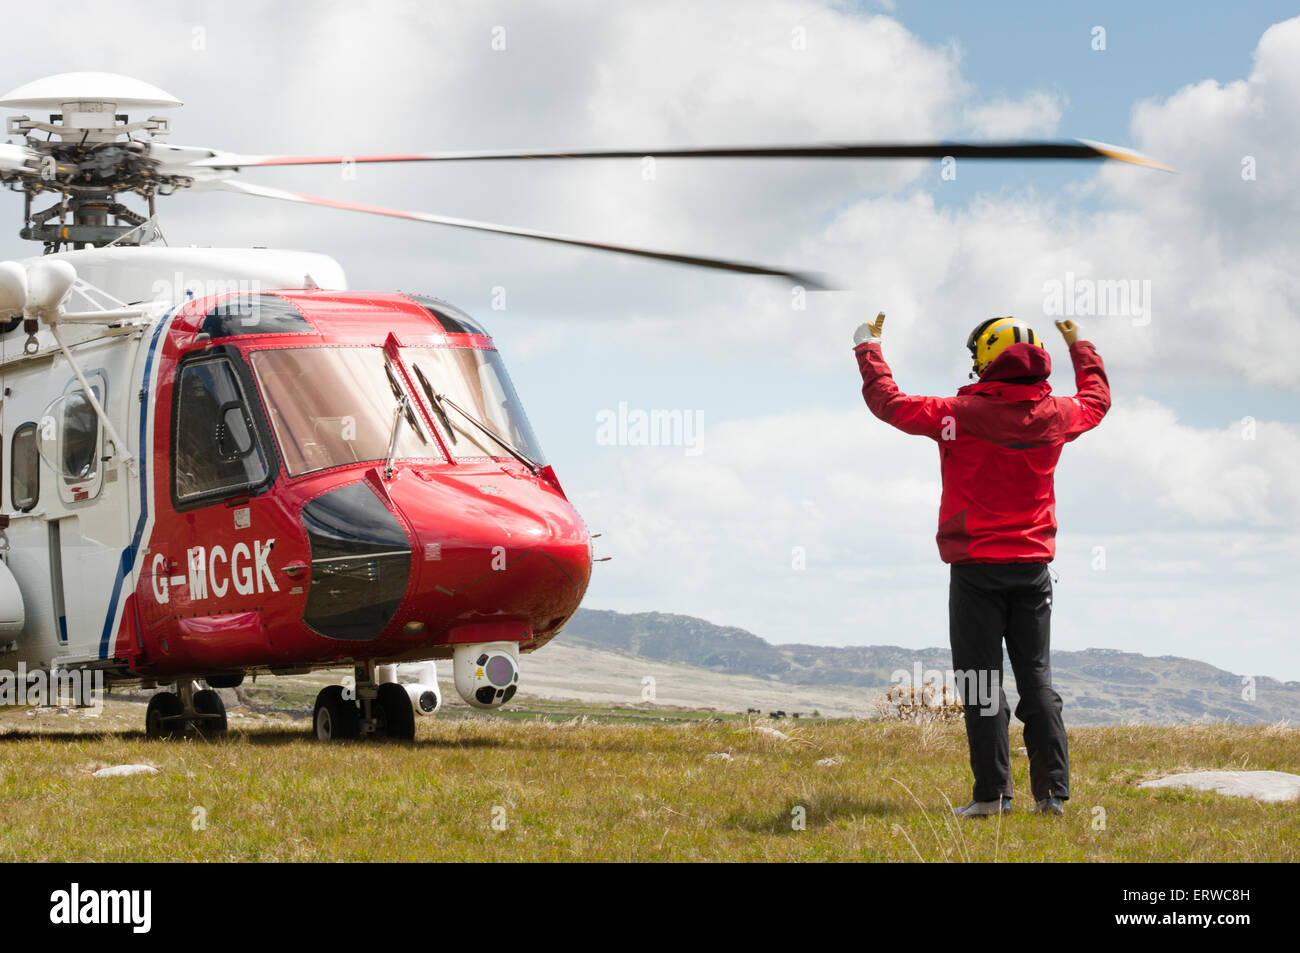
left=1078, top=138, right=1175, bottom=173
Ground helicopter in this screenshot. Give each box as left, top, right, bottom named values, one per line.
left=0, top=72, right=1167, bottom=741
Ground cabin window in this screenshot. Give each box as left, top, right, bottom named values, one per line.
left=48, top=374, right=109, bottom=505
left=402, top=295, right=490, bottom=336
left=174, top=357, right=270, bottom=502
left=61, top=388, right=100, bottom=484
left=11, top=422, right=38, bottom=512
left=199, top=294, right=314, bottom=339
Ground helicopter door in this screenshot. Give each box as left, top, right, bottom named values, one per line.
left=38, top=370, right=131, bottom=656
left=141, top=349, right=304, bottom=669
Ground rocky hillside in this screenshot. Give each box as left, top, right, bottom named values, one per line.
left=560, top=609, right=1300, bottom=725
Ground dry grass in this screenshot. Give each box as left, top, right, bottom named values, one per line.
left=0, top=704, right=1296, bottom=862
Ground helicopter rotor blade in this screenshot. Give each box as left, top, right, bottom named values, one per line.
left=0, top=142, right=41, bottom=174
left=215, top=179, right=836, bottom=289
left=192, top=139, right=1172, bottom=172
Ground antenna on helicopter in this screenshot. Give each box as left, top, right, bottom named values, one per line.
left=0, top=258, right=151, bottom=470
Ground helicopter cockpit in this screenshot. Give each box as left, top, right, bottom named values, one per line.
left=246, top=319, right=546, bottom=478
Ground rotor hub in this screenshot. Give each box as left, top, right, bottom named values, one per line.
left=0, top=73, right=182, bottom=251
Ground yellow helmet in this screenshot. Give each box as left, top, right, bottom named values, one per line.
left=966, top=316, right=1045, bottom=377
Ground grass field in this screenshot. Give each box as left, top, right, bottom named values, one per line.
left=1, top=699, right=1296, bottom=862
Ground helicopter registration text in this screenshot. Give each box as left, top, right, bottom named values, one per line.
left=149, top=540, right=279, bottom=604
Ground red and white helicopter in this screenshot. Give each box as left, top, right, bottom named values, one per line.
left=0, top=72, right=1166, bottom=740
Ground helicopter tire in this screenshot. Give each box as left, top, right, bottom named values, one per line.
left=193, top=689, right=228, bottom=735
left=375, top=682, right=417, bottom=741
left=146, top=691, right=185, bottom=739
left=313, top=685, right=361, bottom=741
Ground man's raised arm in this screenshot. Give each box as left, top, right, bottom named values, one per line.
left=853, top=312, right=953, bottom=440
left=1055, top=319, right=1111, bottom=440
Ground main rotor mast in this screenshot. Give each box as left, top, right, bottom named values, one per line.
left=1, top=72, right=182, bottom=252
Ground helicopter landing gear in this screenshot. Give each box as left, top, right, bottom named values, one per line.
left=374, top=682, right=416, bottom=741
left=192, top=688, right=228, bottom=735
left=313, top=685, right=360, bottom=741
left=145, top=681, right=228, bottom=738
left=145, top=691, right=184, bottom=739
left=312, top=663, right=417, bottom=742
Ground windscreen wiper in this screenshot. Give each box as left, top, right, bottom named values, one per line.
left=383, top=393, right=410, bottom=480
left=384, top=361, right=427, bottom=445
left=412, top=364, right=457, bottom=445
left=436, top=391, right=542, bottom=476
left=382, top=362, right=427, bottom=479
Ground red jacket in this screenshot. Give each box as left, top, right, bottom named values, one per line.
left=855, top=339, right=1110, bottom=563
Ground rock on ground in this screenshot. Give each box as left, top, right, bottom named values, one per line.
left=747, top=725, right=790, bottom=741
left=1139, top=770, right=1300, bottom=803
left=92, top=764, right=159, bottom=779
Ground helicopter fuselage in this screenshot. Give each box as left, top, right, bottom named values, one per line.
left=0, top=248, right=591, bottom=711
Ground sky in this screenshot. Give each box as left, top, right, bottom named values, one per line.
left=2, top=1, right=1297, bottom=683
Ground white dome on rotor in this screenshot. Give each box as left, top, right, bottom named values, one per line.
left=0, top=72, right=181, bottom=110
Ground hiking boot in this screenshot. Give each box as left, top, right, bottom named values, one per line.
left=1034, top=796, right=1065, bottom=816
left=953, top=796, right=1012, bottom=818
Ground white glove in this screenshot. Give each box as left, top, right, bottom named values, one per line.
left=853, top=312, right=885, bottom=345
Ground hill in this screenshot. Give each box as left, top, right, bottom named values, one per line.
left=558, top=608, right=1300, bottom=725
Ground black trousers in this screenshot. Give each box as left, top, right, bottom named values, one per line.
left=948, top=562, right=1069, bottom=803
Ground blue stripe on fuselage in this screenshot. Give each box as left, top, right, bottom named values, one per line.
left=97, top=313, right=174, bottom=660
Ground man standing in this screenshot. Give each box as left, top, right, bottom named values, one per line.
left=852, top=313, right=1110, bottom=817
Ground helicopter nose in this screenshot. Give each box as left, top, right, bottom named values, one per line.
left=389, top=469, right=592, bottom=637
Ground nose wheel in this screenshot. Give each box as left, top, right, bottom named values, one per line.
left=145, top=691, right=185, bottom=738
left=145, top=681, right=229, bottom=738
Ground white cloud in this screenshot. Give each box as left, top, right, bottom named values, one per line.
left=1073, top=398, right=1300, bottom=529
left=964, top=90, right=1065, bottom=137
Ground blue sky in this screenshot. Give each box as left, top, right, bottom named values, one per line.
left=898, top=1, right=1295, bottom=147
